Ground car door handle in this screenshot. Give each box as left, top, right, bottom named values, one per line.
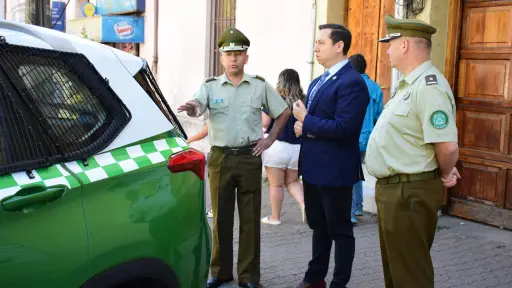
left=1, top=185, right=67, bottom=212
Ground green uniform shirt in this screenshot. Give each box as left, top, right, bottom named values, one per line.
left=366, top=60, right=457, bottom=178
left=193, top=73, right=287, bottom=147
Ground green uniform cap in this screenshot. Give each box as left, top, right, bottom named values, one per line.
left=218, top=28, right=250, bottom=52
left=378, top=15, right=437, bottom=43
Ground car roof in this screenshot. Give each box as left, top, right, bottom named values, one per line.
left=0, top=19, right=173, bottom=153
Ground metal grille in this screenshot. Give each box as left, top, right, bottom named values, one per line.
left=0, top=43, right=131, bottom=174
left=135, top=61, right=187, bottom=139
left=0, top=82, right=50, bottom=173
left=209, top=0, right=236, bottom=77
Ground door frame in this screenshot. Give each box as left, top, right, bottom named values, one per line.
left=444, top=0, right=464, bottom=91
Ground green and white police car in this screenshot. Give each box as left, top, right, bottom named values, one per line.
left=0, top=19, right=210, bottom=287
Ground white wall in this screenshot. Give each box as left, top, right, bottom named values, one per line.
left=0, top=0, right=5, bottom=19
left=236, top=0, right=315, bottom=90
left=157, top=0, right=209, bottom=151
left=138, top=0, right=155, bottom=69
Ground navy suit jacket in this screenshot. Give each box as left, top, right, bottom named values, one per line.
left=299, top=62, right=370, bottom=187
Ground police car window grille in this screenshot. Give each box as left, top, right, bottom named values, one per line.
left=0, top=87, right=36, bottom=166
left=138, top=65, right=187, bottom=139
left=0, top=78, right=51, bottom=174
left=0, top=43, right=131, bottom=174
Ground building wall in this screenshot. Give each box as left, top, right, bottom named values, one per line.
left=236, top=0, right=315, bottom=90
left=411, top=0, right=450, bottom=74
left=158, top=0, right=209, bottom=152
left=138, top=0, right=155, bottom=73
left=312, top=0, right=346, bottom=79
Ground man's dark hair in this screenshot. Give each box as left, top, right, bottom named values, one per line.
left=349, top=54, right=367, bottom=74
left=319, top=24, right=352, bottom=55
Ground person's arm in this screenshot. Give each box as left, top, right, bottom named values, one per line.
left=187, top=123, right=209, bottom=144
left=177, top=82, right=209, bottom=117
left=416, top=84, right=459, bottom=186
left=375, top=88, right=384, bottom=123
left=301, top=81, right=370, bottom=139
left=261, top=111, right=272, bottom=133
left=252, top=82, right=290, bottom=156
left=434, top=142, right=458, bottom=178
left=266, top=108, right=290, bottom=142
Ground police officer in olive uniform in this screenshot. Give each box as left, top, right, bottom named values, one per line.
left=178, top=28, right=290, bottom=288
left=366, top=16, right=460, bottom=288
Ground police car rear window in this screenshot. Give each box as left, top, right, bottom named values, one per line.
left=0, top=42, right=131, bottom=175
left=134, top=61, right=187, bottom=139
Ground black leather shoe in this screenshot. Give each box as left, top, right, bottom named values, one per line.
left=238, top=282, right=263, bottom=288
left=206, top=277, right=234, bottom=288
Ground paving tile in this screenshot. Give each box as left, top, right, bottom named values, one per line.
left=205, top=182, right=512, bottom=288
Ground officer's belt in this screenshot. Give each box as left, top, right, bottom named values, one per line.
left=377, top=169, right=440, bottom=185
left=211, top=144, right=256, bottom=156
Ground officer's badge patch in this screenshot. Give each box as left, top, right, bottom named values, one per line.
left=430, top=110, right=448, bottom=129
left=425, top=75, right=438, bottom=86
left=211, top=98, right=224, bottom=104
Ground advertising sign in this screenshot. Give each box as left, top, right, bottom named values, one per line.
left=82, top=3, right=97, bottom=17
left=51, top=1, right=66, bottom=32
left=95, top=0, right=145, bottom=15
left=102, top=16, right=144, bottom=43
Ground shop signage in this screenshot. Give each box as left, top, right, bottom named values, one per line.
left=102, top=16, right=144, bottom=43
left=95, top=0, right=145, bottom=15
left=51, top=1, right=66, bottom=32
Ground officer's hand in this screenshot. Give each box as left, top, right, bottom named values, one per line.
left=292, top=100, right=307, bottom=122
left=441, top=167, right=461, bottom=188
left=253, top=137, right=272, bottom=156
left=177, top=101, right=200, bottom=117
left=294, top=121, right=303, bottom=137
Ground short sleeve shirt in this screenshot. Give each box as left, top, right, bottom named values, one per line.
left=192, top=73, right=287, bottom=147
left=365, top=61, right=457, bottom=178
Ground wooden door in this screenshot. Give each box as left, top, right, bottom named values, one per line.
left=346, top=0, right=395, bottom=102
left=448, top=0, right=512, bottom=229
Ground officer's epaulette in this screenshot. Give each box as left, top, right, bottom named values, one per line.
left=425, top=74, right=438, bottom=86
left=204, top=76, right=216, bottom=83
left=252, top=75, right=265, bottom=82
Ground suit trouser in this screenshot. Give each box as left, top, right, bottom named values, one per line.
left=303, top=180, right=355, bottom=288
left=208, top=146, right=262, bottom=283
left=375, top=174, right=443, bottom=288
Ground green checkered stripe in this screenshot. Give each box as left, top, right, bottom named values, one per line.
left=0, top=137, right=189, bottom=199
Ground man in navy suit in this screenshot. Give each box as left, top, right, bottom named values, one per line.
left=292, top=24, right=370, bottom=288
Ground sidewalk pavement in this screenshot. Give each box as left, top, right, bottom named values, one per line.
left=205, top=178, right=512, bottom=288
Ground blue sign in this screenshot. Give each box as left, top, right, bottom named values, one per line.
left=51, top=1, right=66, bottom=32
left=101, top=16, right=144, bottom=43
left=96, top=0, right=145, bottom=15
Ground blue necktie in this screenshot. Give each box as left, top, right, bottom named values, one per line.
left=307, top=70, right=330, bottom=109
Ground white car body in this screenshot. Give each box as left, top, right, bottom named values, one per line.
left=0, top=19, right=172, bottom=152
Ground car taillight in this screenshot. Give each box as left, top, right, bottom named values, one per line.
left=168, top=148, right=205, bottom=180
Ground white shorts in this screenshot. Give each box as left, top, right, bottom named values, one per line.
left=262, top=139, right=300, bottom=170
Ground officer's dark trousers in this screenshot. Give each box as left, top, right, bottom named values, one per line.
left=303, top=180, right=355, bottom=288
left=375, top=174, right=443, bottom=288
left=208, top=146, right=262, bottom=283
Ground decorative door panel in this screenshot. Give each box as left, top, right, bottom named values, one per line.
left=449, top=0, right=512, bottom=229
left=346, top=0, right=395, bottom=102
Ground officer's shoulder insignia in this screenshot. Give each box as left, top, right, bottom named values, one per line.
left=430, top=110, right=449, bottom=129
left=425, top=74, right=438, bottom=86
left=253, top=75, right=265, bottom=82
left=205, top=77, right=216, bottom=83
